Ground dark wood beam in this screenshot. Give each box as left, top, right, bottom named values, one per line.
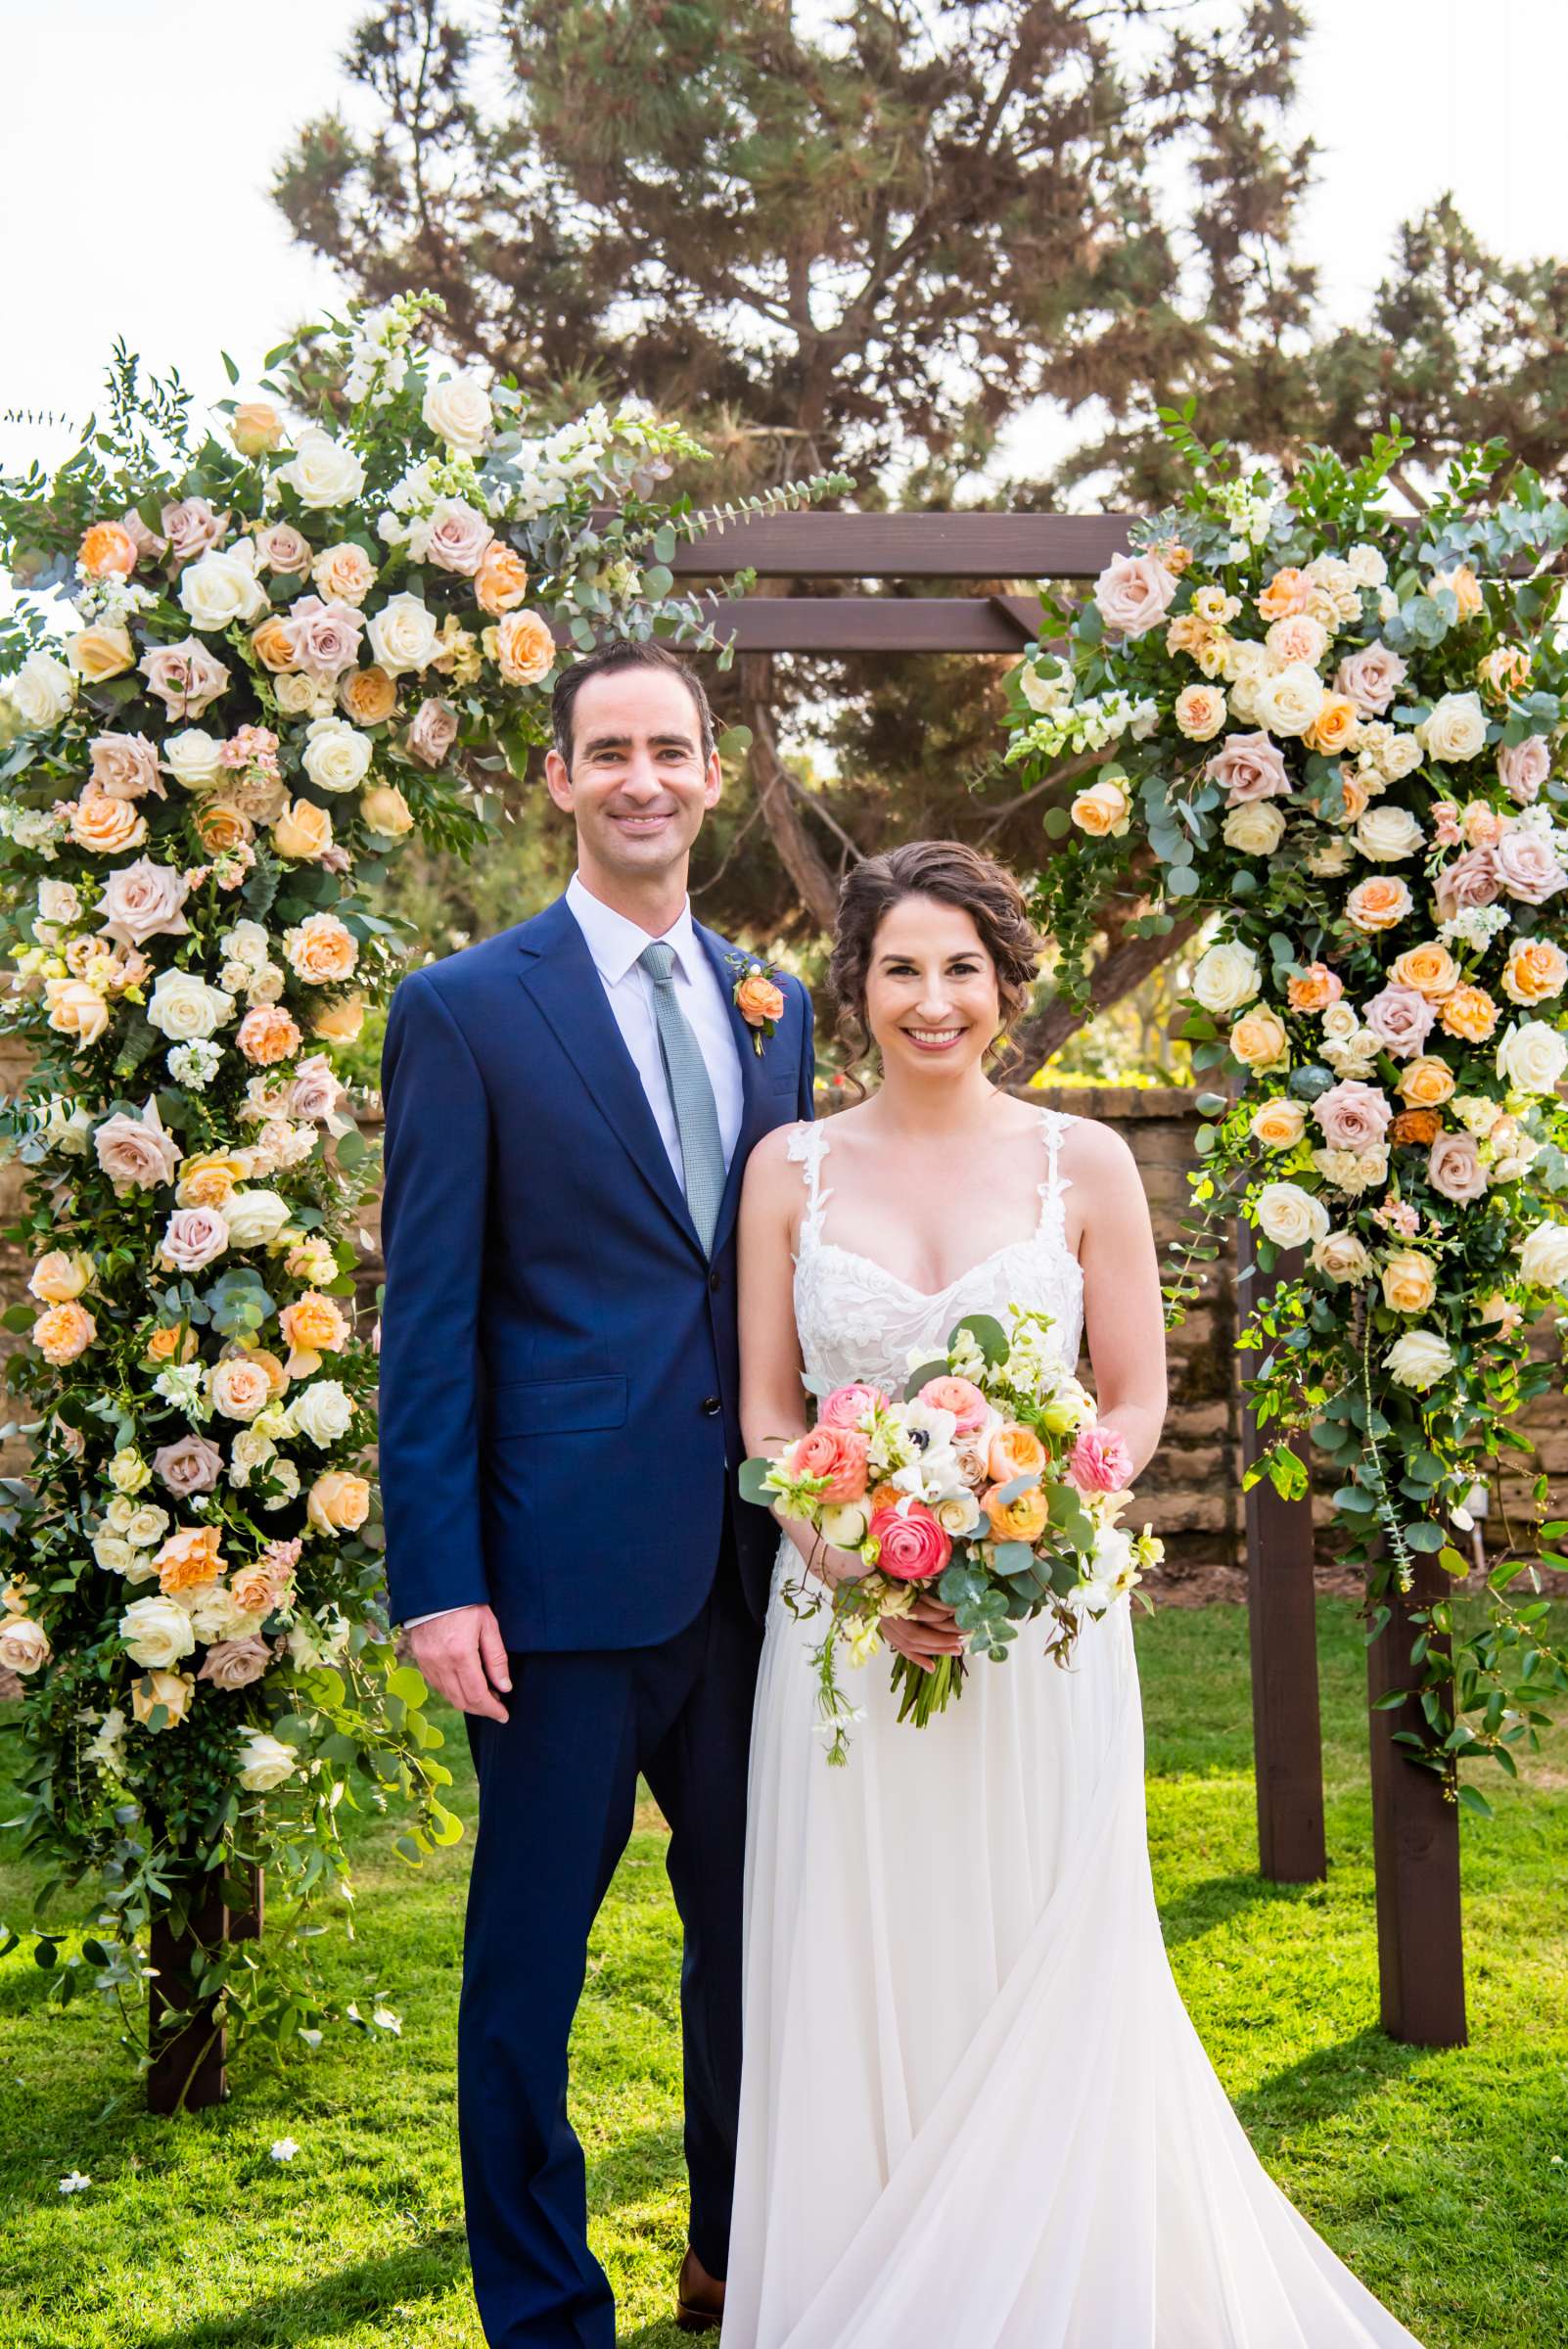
left=664, top=510, right=1132, bottom=579
left=553, top=595, right=1046, bottom=655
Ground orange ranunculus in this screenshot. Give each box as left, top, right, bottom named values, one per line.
left=1257, top=567, right=1311, bottom=620
left=1287, top=962, right=1343, bottom=1014
left=339, top=666, right=398, bottom=725
left=987, top=1422, right=1047, bottom=1484
left=1391, top=943, right=1459, bottom=1000
left=1502, top=938, right=1568, bottom=1007
left=251, top=616, right=299, bottom=673
left=1305, top=695, right=1358, bottom=756
left=1398, top=1056, right=1456, bottom=1110
left=736, top=973, right=785, bottom=1027
left=983, top=1485, right=1049, bottom=1543
left=474, top=542, right=530, bottom=616
left=155, top=1525, right=225, bottom=1595
left=78, top=521, right=140, bottom=579
left=1390, top=1108, right=1441, bottom=1146
left=237, top=1004, right=303, bottom=1066
left=1439, top=985, right=1499, bottom=1042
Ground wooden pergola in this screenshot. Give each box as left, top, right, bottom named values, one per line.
left=667, top=503, right=1467, bottom=2050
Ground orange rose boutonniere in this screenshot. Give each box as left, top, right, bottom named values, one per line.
left=727, top=952, right=786, bottom=1057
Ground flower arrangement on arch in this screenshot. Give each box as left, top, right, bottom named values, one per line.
left=1004, top=418, right=1568, bottom=1809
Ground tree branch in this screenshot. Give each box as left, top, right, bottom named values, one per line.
left=1007, top=906, right=1201, bottom=1074
left=739, top=653, right=842, bottom=930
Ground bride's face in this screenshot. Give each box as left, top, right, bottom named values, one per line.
left=864, top=895, right=1000, bottom=1079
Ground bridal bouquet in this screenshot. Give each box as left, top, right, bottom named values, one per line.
left=741, top=1307, right=1161, bottom=1764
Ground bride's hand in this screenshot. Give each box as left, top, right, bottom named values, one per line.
left=883, top=1592, right=966, bottom=1674
left=805, top=1539, right=869, bottom=1589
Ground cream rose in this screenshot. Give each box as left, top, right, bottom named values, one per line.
left=1311, top=1230, right=1372, bottom=1285
left=1253, top=663, right=1326, bottom=738
left=290, top=1379, right=354, bottom=1448
left=178, top=543, right=269, bottom=631
left=1175, top=683, right=1227, bottom=741
left=1518, top=1221, right=1568, bottom=1289
left=300, top=715, right=374, bottom=794
left=1384, top=1330, right=1454, bottom=1392
left=119, top=1593, right=197, bottom=1670
left=1381, top=1250, right=1438, bottom=1314
left=8, top=649, right=75, bottom=729
left=146, top=969, right=235, bottom=1042
left=276, top=428, right=367, bottom=510
left=1222, top=802, right=1286, bottom=855
left=1255, top=1182, right=1330, bottom=1250
left=1416, top=691, right=1488, bottom=764
left=28, top=1250, right=93, bottom=1304
left=1355, top=806, right=1425, bottom=863
left=1192, top=941, right=1262, bottom=1016
left=236, top=1729, right=299, bottom=1792
left=0, top=1615, right=52, bottom=1675
left=161, top=728, right=225, bottom=791
left=366, top=591, right=440, bottom=677
left=223, top=1189, right=293, bottom=1247
left=67, top=624, right=135, bottom=681
left=1496, top=1018, right=1568, bottom=1095
left=421, top=372, right=494, bottom=454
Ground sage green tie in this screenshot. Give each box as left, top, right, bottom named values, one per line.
left=639, top=940, right=726, bottom=1254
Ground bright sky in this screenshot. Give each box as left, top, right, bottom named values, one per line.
left=2, top=0, right=1565, bottom=479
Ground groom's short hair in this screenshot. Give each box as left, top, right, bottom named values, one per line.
left=552, top=641, right=716, bottom=770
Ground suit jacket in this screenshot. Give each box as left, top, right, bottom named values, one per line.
left=377, top=894, right=815, bottom=1648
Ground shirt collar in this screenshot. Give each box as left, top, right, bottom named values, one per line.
left=566, top=870, right=701, bottom=988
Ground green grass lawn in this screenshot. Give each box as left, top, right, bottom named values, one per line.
left=2, top=1600, right=1565, bottom=2349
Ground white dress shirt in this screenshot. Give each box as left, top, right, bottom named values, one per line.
left=404, top=878, right=745, bottom=1630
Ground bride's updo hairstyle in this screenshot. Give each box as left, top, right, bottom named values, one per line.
left=830, top=840, right=1043, bottom=1068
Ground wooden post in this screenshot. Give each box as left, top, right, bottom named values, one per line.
left=146, top=1865, right=263, bottom=2112
left=1366, top=1546, right=1467, bottom=2047
left=1236, top=1228, right=1327, bottom=1884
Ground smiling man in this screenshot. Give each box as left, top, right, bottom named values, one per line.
left=376, top=640, right=816, bottom=2348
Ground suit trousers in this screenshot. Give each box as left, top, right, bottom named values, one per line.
left=459, top=1543, right=762, bottom=2348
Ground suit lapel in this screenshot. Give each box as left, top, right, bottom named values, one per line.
left=518, top=897, right=705, bottom=1256
left=697, top=922, right=771, bottom=1258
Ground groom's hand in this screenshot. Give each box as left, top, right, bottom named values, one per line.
left=408, top=1604, right=512, bottom=1722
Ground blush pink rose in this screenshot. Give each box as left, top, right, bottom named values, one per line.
left=96, top=857, right=191, bottom=948
left=1332, top=641, right=1407, bottom=716
left=94, top=1105, right=182, bottom=1193
left=138, top=638, right=231, bottom=718
left=1494, top=826, right=1566, bottom=905
left=120, top=507, right=167, bottom=563
left=282, top=594, right=364, bottom=678
left=1360, top=984, right=1437, bottom=1060
left=1205, top=730, right=1292, bottom=804
left=286, top=1053, right=347, bottom=1127
left=161, top=497, right=229, bottom=565
left=1498, top=737, right=1551, bottom=806
left=1433, top=845, right=1500, bottom=922
left=153, top=1431, right=224, bottom=1497
left=1428, top=1129, right=1489, bottom=1205
left=1312, top=1079, right=1393, bottom=1150
left=1068, top=1422, right=1133, bottom=1494
left=89, top=732, right=165, bottom=801
left=787, top=1425, right=870, bottom=1504
left=818, top=1383, right=888, bottom=1430
left=404, top=696, right=460, bottom=768
left=1093, top=551, right=1179, bottom=638
left=869, top=1501, right=953, bottom=1583
left=160, top=1205, right=230, bottom=1273
left=199, top=1635, right=271, bottom=1689
left=425, top=499, right=495, bottom=576
left=917, top=1375, right=992, bottom=1435
left=254, top=523, right=312, bottom=575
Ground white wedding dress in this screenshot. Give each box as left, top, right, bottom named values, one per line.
left=725, top=1109, right=1423, bottom=2349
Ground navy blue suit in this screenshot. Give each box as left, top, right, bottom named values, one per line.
left=378, top=894, right=814, bottom=2346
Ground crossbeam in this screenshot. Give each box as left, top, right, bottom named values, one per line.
left=667, top=509, right=1130, bottom=579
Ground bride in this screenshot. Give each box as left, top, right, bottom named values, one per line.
left=726, top=841, right=1422, bottom=2348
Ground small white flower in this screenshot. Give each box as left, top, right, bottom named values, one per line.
left=269, top=2138, right=299, bottom=2163
left=59, top=2171, right=91, bottom=2194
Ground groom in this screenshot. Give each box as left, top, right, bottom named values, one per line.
left=377, top=640, right=815, bottom=2346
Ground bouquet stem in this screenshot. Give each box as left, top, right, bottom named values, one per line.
left=892, top=1651, right=965, bottom=1727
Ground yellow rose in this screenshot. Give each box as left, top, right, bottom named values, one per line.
left=306, top=1468, right=372, bottom=1538
left=312, top=993, right=365, bottom=1042
left=1391, top=943, right=1459, bottom=1000
left=231, top=401, right=284, bottom=455
left=29, top=1250, right=94, bottom=1304
left=65, top=624, right=135, bottom=681
left=1250, top=1098, right=1307, bottom=1149
left=131, top=1669, right=194, bottom=1729
left=176, top=1151, right=252, bottom=1209
left=272, top=798, right=334, bottom=861
left=33, top=1299, right=96, bottom=1364
left=339, top=666, right=399, bottom=725
left=1070, top=779, right=1130, bottom=838
left=1397, top=1056, right=1456, bottom=1110
left=1229, top=1005, right=1289, bottom=1072
left=361, top=782, right=413, bottom=839
left=1381, top=1250, right=1438, bottom=1315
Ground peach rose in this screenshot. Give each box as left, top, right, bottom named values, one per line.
left=195, top=800, right=255, bottom=854
left=1439, top=985, right=1499, bottom=1042
left=987, top=1422, right=1047, bottom=1483
left=88, top=731, right=163, bottom=801
left=1175, top=683, right=1226, bottom=741
left=339, top=666, right=399, bottom=725
left=1287, top=962, right=1343, bottom=1014
left=1230, top=1005, right=1289, bottom=1071
left=312, top=543, right=377, bottom=605
left=1478, top=644, right=1531, bottom=701
left=231, top=401, right=284, bottom=455
left=284, top=911, right=359, bottom=985
left=305, top=1469, right=372, bottom=1537
left=1094, top=551, right=1179, bottom=637
left=131, top=1670, right=194, bottom=1729
left=145, top=1323, right=200, bottom=1367
left=786, top=1424, right=871, bottom=1504
left=1432, top=565, right=1483, bottom=621
left=237, top=1004, right=302, bottom=1066
left=1070, top=778, right=1130, bottom=837
left=1257, top=568, right=1311, bottom=620
left=69, top=785, right=147, bottom=856
left=67, top=624, right=136, bottom=681
left=983, top=1484, right=1049, bottom=1543
left=1249, top=1098, right=1306, bottom=1149
left=44, top=977, right=110, bottom=1051
left=1391, top=943, right=1458, bottom=1000
left=1345, top=876, right=1412, bottom=933
left=486, top=608, right=556, bottom=686
left=361, top=783, right=413, bottom=839
left=1381, top=1249, right=1438, bottom=1313
left=271, top=799, right=334, bottom=861
left=208, top=1356, right=275, bottom=1421
left=78, top=520, right=140, bottom=578
left=251, top=616, right=299, bottom=673
left=33, top=1299, right=96, bottom=1364
left=736, top=972, right=785, bottom=1026
left=1398, top=1056, right=1456, bottom=1110
left=176, top=1151, right=252, bottom=1209
left=312, top=994, right=365, bottom=1041
left=279, top=1291, right=350, bottom=1377
left=154, top=1524, right=225, bottom=1595
left=29, top=1250, right=93, bottom=1305
left=1502, top=938, right=1568, bottom=1006
left=1304, top=695, right=1358, bottom=757
left=474, top=542, right=530, bottom=615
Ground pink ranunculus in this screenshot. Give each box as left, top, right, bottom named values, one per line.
left=160, top=1205, right=230, bottom=1274
left=424, top=498, right=495, bottom=576
left=1069, top=1422, right=1133, bottom=1495
left=96, top=857, right=191, bottom=948
left=1498, top=736, right=1551, bottom=806
left=161, top=496, right=229, bottom=565
left=89, top=732, right=165, bottom=801
left=1312, top=1079, right=1394, bottom=1151
left=1332, top=641, right=1407, bottom=716
left=138, top=638, right=231, bottom=718
left=199, top=1635, right=271, bottom=1689
left=786, top=1425, right=871, bottom=1504
left=1494, top=825, right=1566, bottom=906
left=869, top=1500, right=953, bottom=1583
left=1433, top=845, right=1500, bottom=922
left=1360, top=984, right=1437, bottom=1061
left=1093, top=551, right=1179, bottom=639
left=254, top=523, right=313, bottom=575
left=1205, top=730, right=1292, bottom=805
left=1427, top=1129, right=1489, bottom=1205
left=282, top=594, right=364, bottom=679
left=153, top=1432, right=225, bottom=1497
left=404, top=696, right=460, bottom=768
left=917, top=1375, right=992, bottom=1435
left=817, top=1383, right=888, bottom=1430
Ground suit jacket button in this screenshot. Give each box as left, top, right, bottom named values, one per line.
left=709, top=1269, right=722, bottom=1292
left=701, top=1395, right=721, bottom=1416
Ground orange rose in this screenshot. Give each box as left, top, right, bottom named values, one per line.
left=1345, top=876, right=1411, bottom=933
left=230, top=1564, right=283, bottom=1619
left=1439, top=985, right=1499, bottom=1042
left=33, top=1299, right=96, bottom=1364
left=154, top=1525, right=225, bottom=1595
left=1398, top=1056, right=1456, bottom=1110
left=486, top=608, right=556, bottom=686
left=237, top=1004, right=302, bottom=1065
left=272, top=798, right=334, bottom=861
left=1502, top=938, right=1568, bottom=1007
left=251, top=616, right=299, bottom=673
left=279, top=1291, right=350, bottom=1375
left=312, top=993, right=365, bottom=1042
left=194, top=800, right=255, bottom=853
left=144, top=1323, right=200, bottom=1367
left=987, top=1422, right=1047, bottom=1483
left=66, top=624, right=135, bottom=681
left=736, top=973, right=785, bottom=1027
left=306, top=1469, right=372, bottom=1537
left=474, top=542, right=530, bottom=616
left=338, top=666, right=398, bottom=725
left=69, top=785, right=147, bottom=855
left=78, top=521, right=140, bottom=579
left=1335, top=771, right=1371, bottom=824
left=1391, top=943, right=1459, bottom=1000
left=176, top=1151, right=252, bottom=1209
left=1287, top=962, right=1343, bottom=1014
left=1305, top=696, right=1358, bottom=757
left=1257, top=568, right=1311, bottom=620
left=1390, top=1107, right=1441, bottom=1146
left=983, top=1485, right=1049, bottom=1543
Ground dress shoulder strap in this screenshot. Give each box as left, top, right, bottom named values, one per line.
left=786, top=1120, right=833, bottom=1247
left=1035, top=1107, right=1078, bottom=1245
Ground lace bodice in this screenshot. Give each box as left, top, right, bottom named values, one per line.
left=788, top=1109, right=1084, bottom=1399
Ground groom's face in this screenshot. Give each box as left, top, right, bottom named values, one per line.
left=545, top=668, right=721, bottom=889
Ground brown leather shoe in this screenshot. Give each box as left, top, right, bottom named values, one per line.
left=675, top=2244, right=725, bottom=2333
